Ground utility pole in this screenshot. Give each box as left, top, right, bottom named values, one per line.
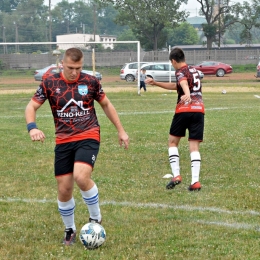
left=2, top=26, right=7, bottom=54
left=49, top=0, right=52, bottom=44
left=218, top=0, right=221, bottom=48
left=14, top=22, right=19, bottom=53
left=93, top=2, right=96, bottom=49
left=92, top=2, right=97, bottom=74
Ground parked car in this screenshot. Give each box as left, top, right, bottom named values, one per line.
left=120, top=62, right=150, bottom=82
left=41, top=66, right=63, bottom=81
left=35, top=65, right=102, bottom=81
left=140, top=62, right=204, bottom=82
left=82, top=69, right=102, bottom=81
left=34, top=64, right=58, bottom=81
left=256, top=61, right=260, bottom=78
left=190, top=61, right=233, bottom=77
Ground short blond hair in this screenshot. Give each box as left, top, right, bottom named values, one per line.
left=63, top=48, right=83, bottom=62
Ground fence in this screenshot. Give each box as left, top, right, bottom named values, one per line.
left=0, top=42, right=259, bottom=70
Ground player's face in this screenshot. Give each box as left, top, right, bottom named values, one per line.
left=62, top=57, right=83, bottom=82
left=171, top=59, right=177, bottom=70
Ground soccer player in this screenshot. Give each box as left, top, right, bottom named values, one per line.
left=145, top=47, right=204, bottom=191
left=25, top=48, right=129, bottom=245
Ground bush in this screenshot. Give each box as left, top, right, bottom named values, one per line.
left=231, top=64, right=256, bottom=73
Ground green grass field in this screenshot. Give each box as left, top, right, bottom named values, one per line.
left=1, top=76, right=260, bottom=259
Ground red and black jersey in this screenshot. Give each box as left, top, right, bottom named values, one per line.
left=32, top=72, right=106, bottom=144
left=175, top=65, right=204, bottom=114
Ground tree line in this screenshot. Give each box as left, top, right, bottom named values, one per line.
left=0, top=0, right=260, bottom=53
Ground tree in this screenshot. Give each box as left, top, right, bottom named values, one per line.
left=51, top=0, right=75, bottom=35
left=197, top=0, right=240, bottom=49
left=68, top=1, right=93, bottom=34
left=15, top=0, right=47, bottom=41
left=113, top=28, right=138, bottom=51
left=224, top=22, right=243, bottom=44
left=98, top=0, right=188, bottom=51
left=236, top=0, right=260, bottom=45
left=168, top=22, right=199, bottom=46
left=1, top=0, right=48, bottom=49
left=0, top=0, right=20, bottom=13
left=98, top=4, right=127, bottom=35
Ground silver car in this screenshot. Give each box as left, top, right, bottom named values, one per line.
left=140, top=62, right=204, bottom=82
left=34, top=64, right=102, bottom=81
left=120, top=62, right=150, bottom=82
left=34, top=64, right=57, bottom=81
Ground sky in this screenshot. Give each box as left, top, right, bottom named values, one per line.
left=44, top=0, right=242, bottom=17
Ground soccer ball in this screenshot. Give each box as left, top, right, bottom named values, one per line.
left=79, top=222, right=106, bottom=249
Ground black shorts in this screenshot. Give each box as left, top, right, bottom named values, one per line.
left=54, top=139, right=100, bottom=177
left=169, top=112, right=204, bottom=141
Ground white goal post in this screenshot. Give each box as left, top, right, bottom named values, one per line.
left=0, top=41, right=142, bottom=94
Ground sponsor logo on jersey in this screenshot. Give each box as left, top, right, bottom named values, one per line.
left=56, top=99, right=90, bottom=118
left=78, top=85, right=88, bottom=95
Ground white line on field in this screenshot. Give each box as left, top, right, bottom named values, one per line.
left=0, top=106, right=255, bottom=119
left=254, top=95, right=260, bottom=98
left=102, top=201, right=260, bottom=217
left=196, top=220, right=259, bottom=231
left=1, top=198, right=259, bottom=231
left=1, top=197, right=259, bottom=216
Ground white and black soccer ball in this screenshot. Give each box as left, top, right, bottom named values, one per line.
left=79, top=223, right=106, bottom=249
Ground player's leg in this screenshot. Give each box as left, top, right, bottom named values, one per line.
left=168, top=135, right=181, bottom=178
left=74, top=163, right=101, bottom=223
left=139, top=81, right=143, bottom=90
left=74, top=139, right=102, bottom=223
left=188, top=141, right=201, bottom=191
left=166, top=114, right=186, bottom=189
left=55, top=142, right=77, bottom=245
left=187, top=112, right=204, bottom=191
left=56, top=175, right=77, bottom=245
left=144, top=83, right=147, bottom=91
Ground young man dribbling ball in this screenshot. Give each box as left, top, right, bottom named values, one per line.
left=145, top=47, right=204, bottom=191
left=25, top=48, right=129, bottom=245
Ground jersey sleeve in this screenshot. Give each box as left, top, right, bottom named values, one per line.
left=32, top=82, right=48, bottom=104
left=93, top=80, right=106, bottom=102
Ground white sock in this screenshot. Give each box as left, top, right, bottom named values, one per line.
left=80, top=184, right=101, bottom=222
left=191, top=151, right=201, bottom=184
left=168, top=147, right=180, bottom=177
left=58, top=197, right=76, bottom=231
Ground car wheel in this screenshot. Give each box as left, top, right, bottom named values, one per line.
left=216, top=69, right=225, bottom=77
left=125, top=74, right=135, bottom=82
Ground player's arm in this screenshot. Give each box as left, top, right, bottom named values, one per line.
left=98, top=96, right=129, bottom=149
left=25, top=99, right=46, bottom=142
left=145, top=77, right=176, bottom=90
left=179, top=80, right=191, bottom=103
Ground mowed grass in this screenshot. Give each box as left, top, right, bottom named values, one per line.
left=1, top=81, right=260, bottom=259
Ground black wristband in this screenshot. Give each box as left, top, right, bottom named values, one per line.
left=27, top=122, right=38, bottom=132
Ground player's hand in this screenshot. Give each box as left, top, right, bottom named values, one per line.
left=145, top=77, right=155, bottom=85
left=29, top=128, right=46, bottom=143
left=118, top=131, right=129, bottom=149
left=180, top=95, right=191, bottom=104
